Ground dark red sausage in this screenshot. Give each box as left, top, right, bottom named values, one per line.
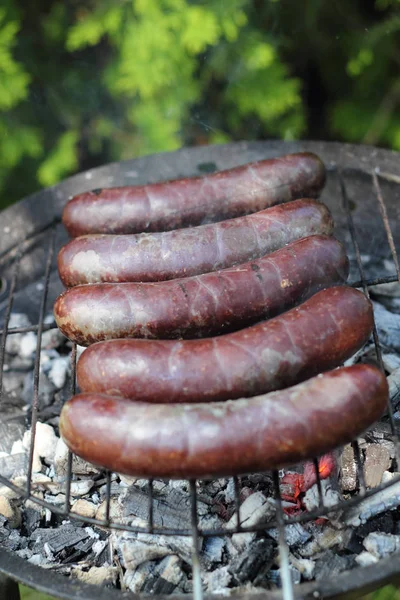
left=58, top=199, right=333, bottom=287
left=60, top=364, right=388, bottom=479
left=54, top=236, right=349, bottom=345
left=62, top=152, right=326, bottom=236
left=77, top=287, right=373, bottom=403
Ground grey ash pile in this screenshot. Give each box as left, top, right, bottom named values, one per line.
left=1, top=266, right=400, bottom=595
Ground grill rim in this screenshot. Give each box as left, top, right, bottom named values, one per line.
left=1, top=139, right=400, bottom=599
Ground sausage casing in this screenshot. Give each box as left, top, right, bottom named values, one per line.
left=60, top=364, right=388, bottom=479
left=62, top=152, right=326, bottom=236
left=58, top=199, right=333, bottom=286
left=77, top=287, right=373, bottom=403
left=54, top=235, right=349, bottom=345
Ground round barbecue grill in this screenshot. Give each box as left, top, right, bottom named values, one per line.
left=1, top=140, right=400, bottom=600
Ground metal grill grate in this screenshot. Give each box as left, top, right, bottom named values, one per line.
left=1, top=151, right=400, bottom=600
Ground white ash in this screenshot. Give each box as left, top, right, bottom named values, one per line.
left=289, top=555, right=315, bottom=580
left=363, top=532, right=400, bottom=558
left=303, top=478, right=342, bottom=512
left=382, top=353, right=400, bottom=373
left=355, top=551, right=379, bottom=566
left=268, top=523, right=311, bottom=548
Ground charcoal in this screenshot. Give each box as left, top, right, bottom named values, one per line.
left=345, top=476, right=400, bottom=526
left=47, top=357, right=69, bottom=389
left=229, top=538, right=275, bottom=584
left=0, top=453, right=27, bottom=479
left=355, top=551, right=379, bottom=566
left=63, top=537, right=95, bottom=564
left=382, top=353, right=400, bottom=373
left=122, top=485, right=208, bottom=530
left=124, top=561, right=155, bottom=594
left=228, top=491, right=275, bottom=552
left=345, top=532, right=364, bottom=554
left=268, top=523, right=311, bottom=548
left=73, top=565, right=118, bottom=587
left=364, top=532, right=400, bottom=558
left=119, top=538, right=172, bottom=571
left=364, top=445, right=391, bottom=488
left=203, top=565, right=232, bottom=593
left=22, top=371, right=56, bottom=408
left=143, top=555, right=185, bottom=594
left=340, top=445, right=357, bottom=492
left=314, top=551, right=355, bottom=581
left=31, top=524, right=90, bottom=554
left=23, top=507, right=42, bottom=533
left=70, top=499, right=96, bottom=518
left=356, top=513, right=394, bottom=538
left=268, top=565, right=301, bottom=587
left=299, top=527, right=351, bottom=558
left=41, top=325, right=67, bottom=350
left=303, top=479, right=341, bottom=512
left=388, top=367, right=400, bottom=410
left=373, top=302, right=400, bottom=353
left=202, top=536, right=225, bottom=565
left=289, top=555, right=315, bottom=581
left=23, top=422, right=58, bottom=464
left=0, top=417, right=25, bottom=454
left=1, top=371, right=25, bottom=401
left=2, top=529, right=23, bottom=552
left=4, top=314, right=32, bottom=355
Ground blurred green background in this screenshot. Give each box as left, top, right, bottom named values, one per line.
left=1, top=0, right=400, bottom=597
left=0, top=0, right=399, bottom=210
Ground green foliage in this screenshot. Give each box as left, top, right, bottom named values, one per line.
left=0, top=0, right=399, bottom=208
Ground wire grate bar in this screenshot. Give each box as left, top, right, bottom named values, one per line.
left=0, top=249, right=22, bottom=400
left=104, top=470, right=112, bottom=526
left=148, top=478, right=154, bottom=533
left=189, top=480, right=203, bottom=600
left=64, top=342, right=77, bottom=514
left=0, top=322, right=57, bottom=337
left=0, top=218, right=61, bottom=264
left=272, top=470, right=294, bottom=600
left=233, top=475, right=242, bottom=531
left=313, top=458, right=324, bottom=508
left=26, top=226, right=56, bottom=496
left=372, top=171, right=400, bottom=280
left=352, top=440, right=366, bottom=495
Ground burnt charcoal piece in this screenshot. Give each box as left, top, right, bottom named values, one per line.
left=22, top=507, right=42, bottom=535
left=356, top=513, right=395, bottom=538
left=314, top=551, right=355, bottom=581
left=31, top=524, right=90, bottom=555
left=229, top=538, right=276, bottom=585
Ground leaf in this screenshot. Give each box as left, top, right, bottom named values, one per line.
left=0, top=10, right=30, bottom=109
left=37, top=130, right=79, bottom=187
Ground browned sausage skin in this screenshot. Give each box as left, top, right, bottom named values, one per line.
left=54, top=235, right=349, bottom=345
left=77, top=287, right=373, bottom=403
left=62, top=152, right=326, bottom=237
left=60, top=364, right=387, bottom=479
left=58, top=199, right=333, bottom=286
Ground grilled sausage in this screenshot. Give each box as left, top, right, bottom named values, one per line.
left=58, top=199, right=333, bottom=286
left=62, top=152, right=326, bottom=237
left=77, top=287, right=373, bottom=403
left=60, top=364, right=388, bottom=479
left=54, top=235, right=349, bottom=345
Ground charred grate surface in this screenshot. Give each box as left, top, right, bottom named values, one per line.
left=0, top=142, right=400, bottom=600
